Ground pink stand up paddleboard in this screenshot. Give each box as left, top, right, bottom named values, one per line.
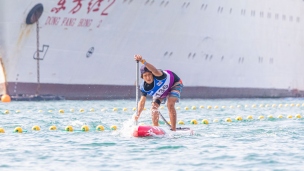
left=133, top=125, right=166, bottom=137
left=133, top=125, right=194, bottom=137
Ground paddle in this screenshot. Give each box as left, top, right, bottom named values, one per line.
left=135, top=61, right=139, bottom=125
left=159, top=111, right=190, bottom=131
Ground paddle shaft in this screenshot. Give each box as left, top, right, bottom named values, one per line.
left=159, top=111, right=171, bottom=128
left=159, top=111, right=190, bottom=131
left=135, top=61, right=139, bottom=125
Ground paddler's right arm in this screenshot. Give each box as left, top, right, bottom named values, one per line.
left=135, top=95, right=146, bottom=121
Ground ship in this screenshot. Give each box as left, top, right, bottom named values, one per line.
left=0, top=0, right=304, bottom=100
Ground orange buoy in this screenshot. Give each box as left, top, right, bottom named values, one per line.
left=1, top=94, right=11, bottom=102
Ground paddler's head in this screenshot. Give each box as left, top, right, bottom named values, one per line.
left=140, top=65, right=153, bottom=84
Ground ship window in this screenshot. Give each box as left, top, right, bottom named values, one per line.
left=282, top=15, right=286, bottom=20
left=260, top=12, right=264, bottom=18
left=267, top=13, right=271, bottom=18
left=251, top=10, right=255, bottom=16
left=192, top=53, right=196, bottom=58
left=290, top=16, right=293, bottom=22
left=165, top=1, right=169, bottom=7
left=188, top=53, right=192, bottom=58
left=221, top=56, right=224, bottom=61
left=205, top=54, right=209, bottom=60
left=186, top=2, right=190, bottom=8
left=275, top=14, right=279, bottom=20
left=164, top=51, right=168, bottom=56
left=230, top=8, right=232, bottom=13
left=241, top=9, right=246, bottom=15
left=201, top=4, right=207, bottom=10
left=210, top=55, right=213, bottom=60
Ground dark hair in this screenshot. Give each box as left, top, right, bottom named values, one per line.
left=140, top=66, right=152, bottom=78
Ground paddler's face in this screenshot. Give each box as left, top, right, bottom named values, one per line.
left=143, top=72, right=153, bottom=84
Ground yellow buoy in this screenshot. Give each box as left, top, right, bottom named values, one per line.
left=70, top=109, right=74, bottom=112
left=202, top=119, right=209, bottom=124
left=79, top=109, right=85, bottom=112
left=123, top=108, right=128, bottom=111
left=38, top=110, right=43, bottom=113
left=32, top=125, right=41, bottom=131
left=59, top=109, right=64, bottom=113
left=132, top=107, right=136, bottom=111
left=235, top=116, right=242, bottom=121
left=265, top=104, right=270, bottom=107
left=110, top=125, right=117, bottom=130
left=15, top=110, right=20, bottom=113
left=295, top=114, right=302, bottom=119
left=160, top=106, right=164, bottom=109
left=192, top=106, right=197, bottom=110
left=81, top=125, right=90, bottom=132
left=287, top=115, right=293, bottom=119
left=221, top=106, right=226, bottom=109
left=190, top=119, right=198, bottom=125
left=176, top=107, right=181, bottom=110
left=0, top=128, right=5, bottom=133
left=48, top=110, right=53, bottom=113
left=14, top=127, right=23, bottom=133
left=278, top=104, right=283, bottom=108
left=178, top=120, right=185, bottom=125
left=184, top=107, right=189, bottom=110
left=258, top=116, right=264, bottom=120
left=252, top=104, right=256, bottom=108
left=214, top=106, right=219, bottom=109
left=229, top=106, right=234, bottom=109
left=225, top=118, right=232, bottom=122
left=259, top=104, right=264, bottom=107
left=244, top=105, right=248, bottom=108
left=90, top=108, right=95, bottom=112
left=213, top=119, right=219, bottom=123
left=143, top=107, right=147, bottom=110
left=96, top=125, right=105, bottom=131
left=247, top=115, right=253, bottom=120
left=277, top=115, right=283, bottom=119
left=139, top=123, right=145, bottom=126
left=272, top=104, right=276, bottom=108
left=3, top=110, right=9, bottom=114
left=267, top=115, right=274, bottom=119
left=296, top=104, right=300, bottom=107
left=284, top=104, right=289, bottom=107
left=49, top=125, right=57, bottom=131
left=1, top=94, right=11, bottom=102
left=65, top=125, right=73, bottom=132
left=290, top=104, right=295, bottom=107
left=207, top=106, right=212, bottom=109
left=101, top=108, right=107, bottom=112
left=199, top=105, right=204, bottom=109
left=237, top=105, right=241, bottom=108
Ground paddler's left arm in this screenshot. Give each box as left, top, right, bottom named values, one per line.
left=134, top=54, right=163, bottom=77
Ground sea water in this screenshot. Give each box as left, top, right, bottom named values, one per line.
left=1, top=98, right=304, bottom=170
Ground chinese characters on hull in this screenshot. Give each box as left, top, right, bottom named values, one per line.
left=47, top=0, right=115, bottom=27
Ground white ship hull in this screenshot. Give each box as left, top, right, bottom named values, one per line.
left=0, top=0, right=304, bottom=99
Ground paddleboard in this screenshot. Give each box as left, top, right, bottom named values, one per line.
left=133, top=125, right=193, bottom=137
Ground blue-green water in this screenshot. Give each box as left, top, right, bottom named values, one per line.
left=1, top=98, right=304, bottom=170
